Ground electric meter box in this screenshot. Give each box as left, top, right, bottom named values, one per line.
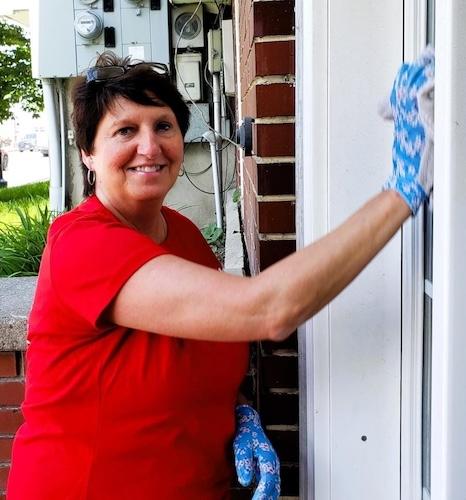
left=175, top=52, right=202, bottom=101
left=32, top=0, right=170, bottom=78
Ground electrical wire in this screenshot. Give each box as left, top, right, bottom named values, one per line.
left=173, top=0, right=240, bottom=148
left=179, top=136, right=236, bottom=195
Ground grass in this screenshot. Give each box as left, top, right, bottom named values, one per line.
left=0, top=181, right=49, bottom=226
left=0, top=181, right=51, bottom=276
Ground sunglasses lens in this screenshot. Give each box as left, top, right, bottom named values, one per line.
left=149, top=63, right=169, bottom=75
left=86, top=66, right=125, bottom=83
left=86, top=62, right=169, bottom=83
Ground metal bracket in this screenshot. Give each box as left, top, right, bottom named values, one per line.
left=236, top=116, right=254, bottom=156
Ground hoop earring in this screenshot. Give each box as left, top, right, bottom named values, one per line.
left=87, top=169, right=96, bottom=186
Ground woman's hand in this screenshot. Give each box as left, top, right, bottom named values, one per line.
left=380, top=46, right=435, bottom=214
left=233, top=405, right=280, bottom=500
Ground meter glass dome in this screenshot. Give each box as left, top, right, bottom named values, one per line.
left=175, top=13, right=202, bottom=40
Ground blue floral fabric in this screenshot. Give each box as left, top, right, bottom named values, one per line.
left=383, top=46, right=435, bottom=213
left=233, top=405, right=280, bottom=500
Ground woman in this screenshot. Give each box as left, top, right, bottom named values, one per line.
left=7, top=48, right=434, bottom=499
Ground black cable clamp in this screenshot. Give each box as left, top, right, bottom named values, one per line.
left=236, top=117, right=254, bottom=157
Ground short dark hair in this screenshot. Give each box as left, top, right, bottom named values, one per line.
left=71, top=51, right=190, bottom=197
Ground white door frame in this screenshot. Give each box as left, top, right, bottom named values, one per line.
left=431, top=2, right=466, bottom=499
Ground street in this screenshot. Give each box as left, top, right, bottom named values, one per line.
left=1, top=151, right=50, bottom=188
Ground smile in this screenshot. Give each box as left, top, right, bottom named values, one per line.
left=128, top=165, right=166, bottom=173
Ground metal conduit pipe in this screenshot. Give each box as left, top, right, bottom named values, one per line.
left=212, top=73, right=224, bottom=200
left=203, top=130, right=223, bottom=229
left=57, top=79, right=67, bottom=211
left=42, top=78, right=63, bottom=214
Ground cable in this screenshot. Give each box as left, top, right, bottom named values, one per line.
left=173, top=0, right=240, bottom=148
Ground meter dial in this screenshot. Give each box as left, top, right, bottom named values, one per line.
left=175, top=12, right=202, bottom=40
left=75, top=11, right=104, bottom=40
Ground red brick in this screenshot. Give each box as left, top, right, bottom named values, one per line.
left=254, top=0, right=295, bottom=37
left=258, top=200, right=295, bottom=233
left=256, top=83, right=295, bottom=118
left=267, top=429, right=299, bottom=462
left=0, top=409, right=23, bottom=435
left=255, top=40, right=295, bottom=76
left=259, top=239, right=296, bottom=271
left=257, top=161, right=295, bottom=196
left=0, top=466, right=9, bottom=492
left=254, top=123, right=295, bottom=157
left=261, top=392, right=299, bottom=426
left=0, top=354, right=16, bottom=378
left=261, top=355, right=298, bottom=388
left=0, top=438, right=13, bottom=463
left=281, top=464, right=299, bottom=496
left=0, top=381, right=24, bottom=406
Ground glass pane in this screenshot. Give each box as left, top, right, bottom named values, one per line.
left=422, top=4, right=434, bottom=495
left=422, top=294, right=432, bottom=492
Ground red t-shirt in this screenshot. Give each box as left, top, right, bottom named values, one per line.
left=8, top=196, right=249, bottom=500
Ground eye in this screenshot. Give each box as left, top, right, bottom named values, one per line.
left=116, top=126, right=134, bottom=137
left=156, top=121, right=172, bottom=132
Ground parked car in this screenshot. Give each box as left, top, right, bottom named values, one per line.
left=17, top=140, right=35, bottom=152
left=0, top=148, right=8, bottom=171
left=37, top=144, right=49, bottom=157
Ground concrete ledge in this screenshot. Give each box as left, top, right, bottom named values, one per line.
left=0, top=277, right=36, bottom=351
left=224, top=190, right=245, bottom=276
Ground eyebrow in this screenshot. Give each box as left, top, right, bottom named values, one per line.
left=109, top=112, right=175, bottom=128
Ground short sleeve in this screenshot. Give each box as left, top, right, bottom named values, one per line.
left=50, top=216, right=168, bottom=329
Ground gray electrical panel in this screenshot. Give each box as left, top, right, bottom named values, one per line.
left=32, top=0, right=170, bottom=78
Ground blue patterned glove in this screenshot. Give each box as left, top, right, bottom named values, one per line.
left=233, top=405, right=280, bottom=500
left=380, top=46, right=435, bottom=214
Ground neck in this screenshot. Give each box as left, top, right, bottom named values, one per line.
left=96, top=192, right=167, bottom=243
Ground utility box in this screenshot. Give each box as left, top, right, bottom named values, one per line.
left=175, top=52, right=202, bottom=101
left=207, top=29, right=222, bottom=73
left=32, top=0, right=170, bottom=78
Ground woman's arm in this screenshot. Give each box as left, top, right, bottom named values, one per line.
left=109, top=49, right=434, bottom=343
left=107, top=190, right=410, bottom=342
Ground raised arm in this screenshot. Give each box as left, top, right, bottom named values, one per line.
left=108, top=48, right=434, bottom=344
left=108, top=189, right=409, bottom=342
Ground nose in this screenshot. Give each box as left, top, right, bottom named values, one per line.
left=137, top=129, right=162, bottom=159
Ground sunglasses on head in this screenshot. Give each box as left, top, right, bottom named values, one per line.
left=86, top=61, right=170, bottom=83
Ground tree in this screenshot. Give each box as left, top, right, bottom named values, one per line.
left=0, top=20, right=43, bottom=123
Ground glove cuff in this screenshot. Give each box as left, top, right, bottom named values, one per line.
left=235, top=404, right=263, bottom=427
left=383, top=176, right=427, bottom=215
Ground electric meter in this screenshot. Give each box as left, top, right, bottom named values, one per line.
left=175, top=12, right=202, bottom=40
left=79, top=0, right=98, bottom=5
left=75, top=11, right=103, bottom=40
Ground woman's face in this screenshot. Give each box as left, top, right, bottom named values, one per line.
left=82, top=96, right=184, bottom=210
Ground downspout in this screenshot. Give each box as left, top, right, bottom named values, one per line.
left=42, top=78, right=64, bottom=214
left=203, top=130, right=223, bottom=229
left=57, top=79, right=67, bottom=212
left=212, top=72, right=224, bottom=204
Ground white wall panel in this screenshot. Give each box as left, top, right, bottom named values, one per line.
left=327, top=3, right=403, bottom=498
left=297, top=1, right=404, bottom=498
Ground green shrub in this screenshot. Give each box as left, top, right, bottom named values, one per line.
left=0, top=181, right=49, bottom=203
left=0, top=206, right=51, bottom=276
left=0, top=181, right=49, bottom=226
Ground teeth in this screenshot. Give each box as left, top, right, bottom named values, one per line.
left=132, top=165, right=163, bottom=173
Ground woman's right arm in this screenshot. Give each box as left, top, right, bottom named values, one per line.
left=109, top=48, right=434, bottom=344
left=107, top=189, right=410, bottom=343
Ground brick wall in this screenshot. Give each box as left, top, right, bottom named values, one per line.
left=234, top=0, right=298, bottom=497
left=0, top=352, right=24, bottom=499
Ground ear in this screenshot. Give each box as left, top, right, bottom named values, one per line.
left=81, top=149, right=93, bottom=169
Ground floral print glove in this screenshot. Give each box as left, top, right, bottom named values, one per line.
left=233, top=404, right=280, bottom=500
left=380, top=46, right=435, bottom=214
